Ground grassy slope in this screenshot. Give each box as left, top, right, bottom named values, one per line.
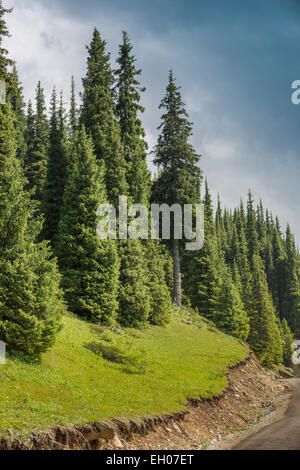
left=0, top=311, right=248, bottom=437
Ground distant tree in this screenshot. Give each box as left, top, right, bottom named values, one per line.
left=248, top=255, right=282, bottom=366
left=281, top=318, right=294, bottom=366
left=246, top=190, right=259, bottom=262
left=69, top=75, right=78, bottom=140
left=282, top=225, right=300, bottom=335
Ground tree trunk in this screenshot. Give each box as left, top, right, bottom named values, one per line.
left=173, top=238, right=182, bottom=308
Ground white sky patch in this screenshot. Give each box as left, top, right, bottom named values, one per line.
left=4, top=0, right=88, bottom=104
left=202, top=137, right=237, bottom=161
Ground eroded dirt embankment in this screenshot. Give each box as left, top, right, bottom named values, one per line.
left=0, top=354, right=290, bottom=450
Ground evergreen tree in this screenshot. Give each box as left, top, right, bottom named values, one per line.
left=118, top=239, right=151, bottom=327
left=271, top=221, right=287, bottom=319
left=42, top=89, right=69, bottom=245
left=69, top=75, right=78, bottom=140
left=234, top=221, right=252, bottom=316
left=246, top=190, right=259, bottom=262
left=183, top=181, right=220, bottom=319
left=0, top=1, right=13, bottom=84
left=0, top=102, right=65, bottom=360
left=25, top=81, right=49, bottom=202
left=281, top=318, right=293, bottom=366
left=81, top=28, right=128, bottom=205
left=215, top=194, right=228, bottom=256
left=214, top=269, right=249, bottom=341
left=146, top=240, right=173, bottom=326
left=6, top=65, right=27, bottom=162
left=248, top=254, right=282, bottom=366
left=282, top=225, right=300, bottom=334
left=152, top=71, right=201, bottom=307
left=24, top=100, right=35, bottom=175
left=115, top=31, right=151, bottom=205
left=56, top=127, right=120, bottom=324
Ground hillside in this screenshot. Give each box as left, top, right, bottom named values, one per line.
left=0, top=311, right=247, bottom=438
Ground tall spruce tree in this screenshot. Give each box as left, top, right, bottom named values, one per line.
left=81, top=28, right=128, bottom=205
left=42, top=89, right=69, bottom=245
left=56, top=127, right=120, bottom=324
left=152, top=71, right=201, bottom=307
left=114, top=31, right=151, bottom=205
left=25, top=81, right=49, bottom=202
left=114, top=32, right=170, bottom=326
left=0, top=102, right=65, bottom=360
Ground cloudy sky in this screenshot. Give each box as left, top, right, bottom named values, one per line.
left=3, top=0, right=300, bottom=243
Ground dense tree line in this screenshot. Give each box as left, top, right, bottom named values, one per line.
left=0, top=2, right=298, bottom=366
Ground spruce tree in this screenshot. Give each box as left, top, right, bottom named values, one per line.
left=118, top=239, right=151, bottom=327
left=234, top=221, right=252, bottom=316
left=0, top=1, right=13, bottom=85
left=7, top=65, right=27, bottom=163
left=281, top=318, right=293, bottom=366
left=146, top=240, right=173, bottom=326
left=42, top=89, right=69, bottom=245
left=56, top=127, right=120, bottom=324
left=81, top=28, right=128, bottom=205
left=282, top=225, right=300, bottom=334
left=69, top=76, right=78, bottom=140
left=115, top=31, right=151, bottom=205
left=215, top=194, right=228, bottom=256
left=214, top=269, right=249, bottom=341
left=25, top=81, right=49, bottom=202
left=183, top=181, right=220, bottom=319
left=0, top=102, right=65, bottom=360
left=246, top=190, right=259, bottom=262
left=248, top=254, right=282, bottom=366
left=271, top=221, right=287, bottom=319
left=152, top=71, right=201, bottom=307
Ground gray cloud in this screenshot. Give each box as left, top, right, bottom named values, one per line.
left=4, top=0, right=300, bottom=243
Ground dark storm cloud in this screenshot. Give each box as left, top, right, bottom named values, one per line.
left=7, top=0, right=300, bottom=241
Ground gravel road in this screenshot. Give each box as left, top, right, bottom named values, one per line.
left=232, top=379, right=300, bottom=450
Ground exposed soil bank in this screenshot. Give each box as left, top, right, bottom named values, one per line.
left=0, top=354, right=289, bottom=450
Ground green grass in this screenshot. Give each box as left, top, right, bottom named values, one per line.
left=0, top=311, right=248, bottom=437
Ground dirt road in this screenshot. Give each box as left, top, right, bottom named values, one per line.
left=232, top=378, right=300, bottom=450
